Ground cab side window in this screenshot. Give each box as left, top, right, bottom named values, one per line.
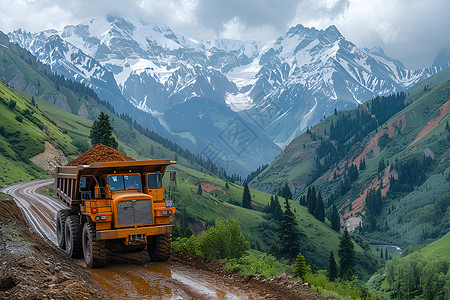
left=148, top=173, right=162, bottom=189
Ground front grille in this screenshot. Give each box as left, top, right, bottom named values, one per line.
left=117, top=200, right=152, bottom=227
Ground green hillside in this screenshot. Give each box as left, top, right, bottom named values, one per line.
left=1, top=80, right=379, bottom=277
left=367, top=232, right=450, bottom=299
left=0, top=81, right=78, bottom=185
left=0, top=38, right=381, bottom=278
left=165, top=163, right=379, bottom=279
left=252, top=70, right=450, bottom=248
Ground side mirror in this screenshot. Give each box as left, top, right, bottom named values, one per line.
left=170, top=171, right=176, bottom=182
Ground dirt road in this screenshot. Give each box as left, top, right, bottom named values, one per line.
left=1, top=180, right=263, bottom=299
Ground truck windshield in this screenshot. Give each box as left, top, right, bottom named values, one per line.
left=148, top=173, right=162, bottom=189
left=108, top=174, right=141, bottom=191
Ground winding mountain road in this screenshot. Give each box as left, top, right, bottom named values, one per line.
left=1, top=179, right=260, bottom=300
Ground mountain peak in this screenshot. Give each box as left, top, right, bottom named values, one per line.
left=325, top=25, right=341, bottom=37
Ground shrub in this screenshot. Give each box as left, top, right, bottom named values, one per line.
left=15, top=115, right=23, bottom=123
left=172, top=218, right=250, bottom=261
left=223, top=249, right=290, bottom=278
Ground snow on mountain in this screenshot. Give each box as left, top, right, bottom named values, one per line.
left=7, top=16, right=449, bottom=173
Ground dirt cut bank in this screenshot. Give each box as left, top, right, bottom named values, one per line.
left=0, top=193, right=107, bottom=300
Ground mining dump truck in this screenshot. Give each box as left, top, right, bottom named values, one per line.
left=54, top=160, right=176, bottom=267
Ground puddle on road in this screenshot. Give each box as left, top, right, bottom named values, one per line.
left=89, top=260, right=255, bottom=300
left=90, top=264, right=175, bottom=299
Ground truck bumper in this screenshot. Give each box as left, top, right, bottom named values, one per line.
left=96, top=225, right=173, bottom=240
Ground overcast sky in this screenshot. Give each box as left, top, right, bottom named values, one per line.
left=0, top=0, right=449, bottom=69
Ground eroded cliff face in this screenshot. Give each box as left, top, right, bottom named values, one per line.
left=29, top=141, right=68, bottom=172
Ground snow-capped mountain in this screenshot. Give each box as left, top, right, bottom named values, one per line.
left=8, top=16, right=448, bottom=173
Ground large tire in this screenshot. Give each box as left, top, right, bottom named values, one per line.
left=65, top=215, right=82, bottom=258
left=82, top=221, right=107, bottom=268
left=148, top=234, right=172, bottom=262
left=56, top=209, right=71, bottom=249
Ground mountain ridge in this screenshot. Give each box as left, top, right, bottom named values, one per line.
left=7, top=16, right=450, bottom=173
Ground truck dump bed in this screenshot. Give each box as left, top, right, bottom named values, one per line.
left=54, top=159, right=175, bottom=208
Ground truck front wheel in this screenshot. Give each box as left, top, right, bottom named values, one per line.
left=82, top=221, right=107, bottom=268
left=147, top=234, right=172, bottom=262
left=56, top=209, right=71, bottom=249
left=65, top=215, right=82, bottom=258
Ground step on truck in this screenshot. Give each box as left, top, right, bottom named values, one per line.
left=54, top=159, right=176, bottom=267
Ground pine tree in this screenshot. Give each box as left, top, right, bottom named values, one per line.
left=338, top=228, right=355, bottom=279
left=197, top=183, right=202, bottom=195
left=314, top=192, right=325, bottom=222
left=378, top=157, right=385, bottom=173
left=330, top=204, right=340, bottom=232
left=89, top=112, right=118, bottom=149
left=242, top=183, right=252, bottom=209
left=272, top=195, right=283, bottom=221
left=293, top=252, right=308, bottom=279
left=359, top=157, right=366, bottom=170
left=307, top=186, right=317, bottom=214
left=31, top=96, right=35, bottom=106
left=278, top=198, right=300, bottom=260
left=225, top=182, right=229, bottom=189
left=150, top=145, right=155, bottom=156
left=328, top=251, right=338, bottom=281
left=281, top=182, right=292, bottom=200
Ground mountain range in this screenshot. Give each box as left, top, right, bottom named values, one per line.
left=7, top=16, right=449, bottom=174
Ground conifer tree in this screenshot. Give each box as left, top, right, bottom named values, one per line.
left=378, top=157, right=386, bottom=173
left=242, top=183, right=252, bottom=209
left=330, top=204, right=340, bottom=232
left=278, top=198, right=300, bottom=260
left=90, top=112, right=118, bottom=149
left=307, top=186, right=317, bottom=214
left=293, top=252, right=308, bottom=279
left=272, top=195, right=283, bottom=221
left=281, top=182, right=292, bottom=200
left=359, top=157, right=366, bottom=170
left=225, top=182, right=229, bottom=189
left=197, top=183, right=202, bottom=195
left=338, top=228, right=355, bottom=279
left=314, top=192, right=325, bottom=222
left=328, top=251, right=338, bottom=281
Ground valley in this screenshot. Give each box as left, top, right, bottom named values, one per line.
left=0, top=7, right=449, bottom=299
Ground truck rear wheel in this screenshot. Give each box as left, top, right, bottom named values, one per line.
left=65, top=215, right=82, bottom=258
left=148, top=234, right=172, bottom=262
left=56, top=209, right=71, bottom=249
left=82, top=221, right=107, bottom=268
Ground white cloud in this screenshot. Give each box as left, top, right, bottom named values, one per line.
left=0, top=0, right=448, bottom=68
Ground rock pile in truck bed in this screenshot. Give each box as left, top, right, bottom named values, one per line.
left=66, top=144, right=134, bottom=166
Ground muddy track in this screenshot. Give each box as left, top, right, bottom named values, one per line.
left=1, top=180, right=262, bottom=299
left=2, top=180, right=327, bottom=300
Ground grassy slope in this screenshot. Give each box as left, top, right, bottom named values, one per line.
left=253, top=73, right=450, bottom=223
left=0, top=40, right=379, bottom=278
left=169, top=164, right=377, bottom=279
left=0, top=81, right=81, bottom=185
left=366, top=232, right=450, bottom=298
left=5, top=82, right=369, bottom=276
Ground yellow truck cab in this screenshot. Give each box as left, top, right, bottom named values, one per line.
left=54, top=159, right=176, bottom=267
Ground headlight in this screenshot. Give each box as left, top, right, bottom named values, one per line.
left=162, top=210, right=168, bottom=215
left=165, top=200, right=174, bottom=208
left=95, top=216, right=100, bottom=221
left=101, top=215, right=107, bottom=221
left=168, top=210, right=173, bottom=215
